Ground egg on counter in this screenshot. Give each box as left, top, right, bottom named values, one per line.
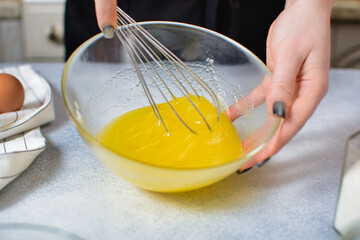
left=0, top=73, right=25, bottom=114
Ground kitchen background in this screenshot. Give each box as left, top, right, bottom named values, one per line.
left=0, top=0, right=359, bottom=68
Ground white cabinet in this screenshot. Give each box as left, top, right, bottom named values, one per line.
left=331, top=22, right=360, bottom=68
left=0, top=19, right=23, bottom=62
left=21, top=0, right=65, bottom=62
left=331, top=0, right=360, bottom=68
left=0, top=0, right=23, bottom=62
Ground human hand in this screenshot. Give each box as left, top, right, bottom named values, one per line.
left=94, top=0, right=117, bottom=39
left=237, top=0, right=334, bottom=172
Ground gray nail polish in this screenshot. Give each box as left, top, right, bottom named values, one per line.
left=103, top=25, right=114, bottom=39
left=273, top=101, right=286, bottom=118
left=236, top=167, right=252, bottom=175
left=256, top=157, right=271, bottom=168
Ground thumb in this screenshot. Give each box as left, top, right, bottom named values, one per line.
left=94, top=0, right=117, bottom=39
left=267, top=52, right=303, bottom=118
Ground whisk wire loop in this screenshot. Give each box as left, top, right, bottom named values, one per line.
left=116, top=30, right=170, bottom=133
left=117, top=9, right=220, bottom=108
left=115, top=7, right=221, bottom=134
left=116, top=16, right=197, bottom=134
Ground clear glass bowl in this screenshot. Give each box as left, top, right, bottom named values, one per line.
left=0, top=223, right=83, bottom=240
left=62, top=21, right=281, bottom=192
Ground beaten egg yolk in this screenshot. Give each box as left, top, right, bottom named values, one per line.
left=97, top=95, right=243, bottom=168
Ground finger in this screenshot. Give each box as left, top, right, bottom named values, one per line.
left=240, top=121, right=283, bottom=170
left=239, top=114, right=284, bottom=170
left=94, top=0, right=117, bottom=39
left=228, top=74, right=272, bottom=121
left=266, top=47, right=305, bottom=118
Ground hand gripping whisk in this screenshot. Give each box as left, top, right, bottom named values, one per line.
left=115, top=7, right=221, bottom=134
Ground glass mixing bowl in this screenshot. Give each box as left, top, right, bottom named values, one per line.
left=62, top=21, right=281, bottom=192
left=0, top=223, right=84, bottom=240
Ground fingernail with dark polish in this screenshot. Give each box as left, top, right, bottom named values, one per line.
left=236, top=167, right=252, bottom=175
left=273, top=101, right=286, bottom=118
left=256, top=157, right=271, bottom=168
left=103, top=25, right=114, bottom=39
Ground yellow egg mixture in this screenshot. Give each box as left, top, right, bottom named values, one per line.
left=97, top=95, right=243, bottom=168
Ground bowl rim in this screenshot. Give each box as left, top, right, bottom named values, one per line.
left=62, top=21, right=281, bottom=171
left=0, top=223, right=84, bottom=239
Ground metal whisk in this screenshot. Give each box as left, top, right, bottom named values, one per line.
left=115, top=7, right=221, bottom=134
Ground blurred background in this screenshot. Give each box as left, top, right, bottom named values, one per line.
left=0, top=0, right=359, bottom=68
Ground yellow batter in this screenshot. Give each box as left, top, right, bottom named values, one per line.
left=97, top=95, right=243, bottom=168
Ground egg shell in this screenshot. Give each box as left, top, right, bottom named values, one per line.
left=0, top=73, right=25, bottom=114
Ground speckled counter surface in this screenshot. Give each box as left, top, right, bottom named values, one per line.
left=0, top=63, right=359, bottom=240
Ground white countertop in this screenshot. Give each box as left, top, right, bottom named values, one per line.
left=0, top=63, right=359, bottom=240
